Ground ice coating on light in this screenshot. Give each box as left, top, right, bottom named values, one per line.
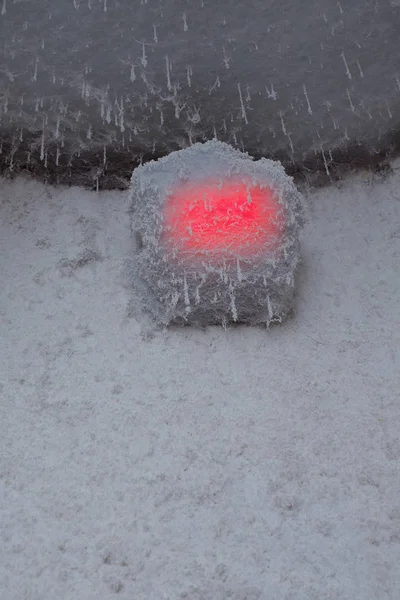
left=129, top=140, right=305, bottom=327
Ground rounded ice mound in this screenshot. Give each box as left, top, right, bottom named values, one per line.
left=129, top=140, right=305, bottom=327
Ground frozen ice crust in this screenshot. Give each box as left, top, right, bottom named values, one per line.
left=129, top=140, right=305, bottom=327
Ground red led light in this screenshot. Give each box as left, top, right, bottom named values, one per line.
left=163, top=179, right=283, bottom=257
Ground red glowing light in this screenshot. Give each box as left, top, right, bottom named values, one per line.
left=163, top=179, right=283, bottom=257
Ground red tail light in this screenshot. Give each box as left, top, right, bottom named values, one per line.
left=163, top=180, right=283, bottom=257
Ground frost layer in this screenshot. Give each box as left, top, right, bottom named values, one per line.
left=129, top=140, right=305, bottom=327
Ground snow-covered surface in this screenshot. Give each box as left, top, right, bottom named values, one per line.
left=1, top=166, right=400, bottom=599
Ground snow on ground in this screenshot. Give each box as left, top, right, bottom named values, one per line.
left=1, top=165, right=400, bottom=600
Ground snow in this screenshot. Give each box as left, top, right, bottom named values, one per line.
left=130, top=141, right=304, bottom=327
left=1, top=164, right=400, bottom=599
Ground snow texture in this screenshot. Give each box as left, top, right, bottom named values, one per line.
left=1, top=0, right=400, bottom=187
left=1, top=166, right=400, bottom=600
left=129, top=141, right=304, bottom=327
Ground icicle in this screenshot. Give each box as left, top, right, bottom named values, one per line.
left=236, top=257, right=243, bottom=282
left=40, top=127, right=45, bottom=161
left=346, top=89, right=355, bottom=112
left=341, top=52, right=352, bottom=80
left=237, top=83, right=248, bottom=124
left=267, top=296, right=273, bottom=321
left=303, top=84, right=312, bottom=115
left=229, top=288, right=238, bottom=322
left=141, top=43, right=147, bottom=68
left=183, top=274, right=191, bottom=313
left=165, top=55, right=172, bottom=91
left=186, top=66, right=192, bottom=88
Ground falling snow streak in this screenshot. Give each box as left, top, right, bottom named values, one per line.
left=237, top=83, right=248, bottom=124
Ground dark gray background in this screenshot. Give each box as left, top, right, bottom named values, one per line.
left=1, top=0, right=400, bottom=187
